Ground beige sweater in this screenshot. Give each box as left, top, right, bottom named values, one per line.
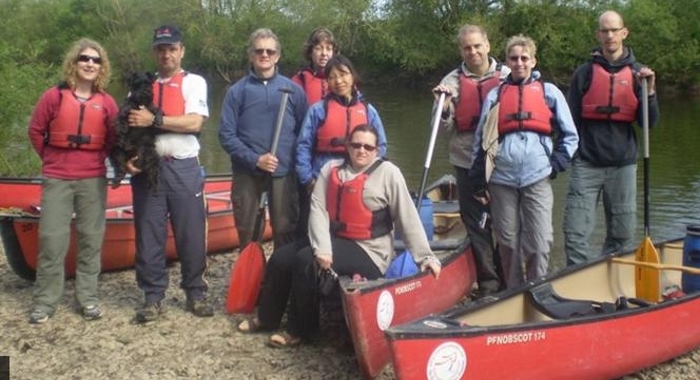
left=309, top=158, right=440, bottom=273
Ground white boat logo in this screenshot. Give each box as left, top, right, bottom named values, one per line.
left=426, top=342, right=467, bottom=380
left=376, top=290, right=394, bottom=331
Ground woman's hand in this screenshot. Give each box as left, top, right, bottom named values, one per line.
left=315, top=253, right=333, bottom=270
left=421, top=260, right=441, bottom=280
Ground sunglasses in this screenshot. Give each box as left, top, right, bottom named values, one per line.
left=77, top=54, right=102, bottom=64
left=254, top=48, right=277, bottom=56
left=348, top=142, right=377, bottom=152
left=508, top=55, right=531, bottom=63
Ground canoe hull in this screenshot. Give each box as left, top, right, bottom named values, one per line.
left=0, top=175, right=271, bottom=280
left=390, top=295, right=700, bottom=380
left=386, top=240, right=700, bottom=380
left=342, top=243, right=476, bottom=379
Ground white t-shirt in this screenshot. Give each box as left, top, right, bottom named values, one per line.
left=155, top=71, right=209, bottom=159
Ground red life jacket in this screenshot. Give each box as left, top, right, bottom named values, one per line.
left=497, top=81, right=552, bottom=135
left=581, top=64, right=638, bottom=122
left=47, top=88, right=108, bottom=150
left=455, top=66, right=503, bottom=131
left=326, top=160, right=392, bottom=240
left=153, top=71, right=186, bottom=116
left=316, top=98, right=369, bottom=153
left=296, top=69, right=327, bottom=105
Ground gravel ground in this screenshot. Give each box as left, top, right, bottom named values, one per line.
left=1, top=243, right=699, bottom=379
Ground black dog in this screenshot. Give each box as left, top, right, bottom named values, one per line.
left=110, top=72, right=160, bottom=192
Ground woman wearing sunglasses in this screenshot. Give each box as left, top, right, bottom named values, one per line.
left=238, top=124, right=440, bottom=347
left=470, top=35, right=579, bottom=289
left=295, top=54, right=388, bottom=238
left=27, top=38, right=118, bottom=324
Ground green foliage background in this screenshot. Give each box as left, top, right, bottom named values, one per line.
left=2, top=0, right=698, bottom=175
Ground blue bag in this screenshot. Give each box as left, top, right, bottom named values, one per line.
left=385, top=249, right=419, bottom=279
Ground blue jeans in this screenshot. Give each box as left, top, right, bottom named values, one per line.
left=563, top=158, right=637, bottom=266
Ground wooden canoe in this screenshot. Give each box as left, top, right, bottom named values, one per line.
left=0, top=175, right=271, bottom=281
left=341, top=174, right=475, bottom=379
left=385, top=238, right=700, bottom=380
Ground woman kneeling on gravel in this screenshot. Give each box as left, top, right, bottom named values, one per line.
left=237, top=124, right=441, bottom=347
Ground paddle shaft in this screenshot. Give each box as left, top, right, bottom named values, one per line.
left=416, top=92, right=446, bottom=212
left=642, top=77, right=650, bottom=236
left=613, top=257, right=700, bottom=275
left=251, top=88, right=293, bottom=242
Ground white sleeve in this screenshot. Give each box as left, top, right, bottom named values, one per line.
left=182, top=73, right=209, bottom=117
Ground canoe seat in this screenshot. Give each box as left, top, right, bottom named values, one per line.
left=527, top=283, right=649, bottom=319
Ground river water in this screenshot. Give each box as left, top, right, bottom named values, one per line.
left=199, top=83, right=700, bottom=271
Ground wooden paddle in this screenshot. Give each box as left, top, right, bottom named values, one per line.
left=634, top=77, right=661, bottom=303
left=613, top=258, right=700, bottom=275
left=226, top=87, right=293, bottom=314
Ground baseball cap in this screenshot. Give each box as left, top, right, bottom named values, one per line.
left=152, top=25, right=183, bottom=46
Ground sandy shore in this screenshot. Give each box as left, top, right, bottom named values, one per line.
left=1, top=243, right=699, bottom=379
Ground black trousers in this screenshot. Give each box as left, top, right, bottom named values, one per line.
left=256, top=237, right=382, bottom=338
left=455, top=165, right=503, bottom=292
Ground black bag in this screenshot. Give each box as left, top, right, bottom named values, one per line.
left=316, top=266, right=339, bottom=297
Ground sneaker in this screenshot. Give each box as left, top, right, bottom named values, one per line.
left=29, top=309, right=50, bottom=324
left=134, top=302, right=164, bottom=323
left=185, top=298, right=214, bottom=317
left=82, top=305, right=103, bottom=321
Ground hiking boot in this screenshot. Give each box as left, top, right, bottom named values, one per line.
left=82, top=305, right=103, bottom=321
left=185, top=298, right=214, bottom=317
left=134, top=302, right=164, bottom=323
left=29, top=309, right=51, bottom=324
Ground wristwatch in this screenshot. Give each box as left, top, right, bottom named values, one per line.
left=153, top=110, right=163, bottom=128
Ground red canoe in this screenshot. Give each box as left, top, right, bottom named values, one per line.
left=342, top=241, right=476, bottom=379
left=0, top=175, right=271, bottom=281
left=385, top=238, right=700, bottom=380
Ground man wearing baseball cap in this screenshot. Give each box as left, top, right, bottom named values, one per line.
left=127, top=24, right=213, bottom=323
left=152, top=25, right=182, bottom=46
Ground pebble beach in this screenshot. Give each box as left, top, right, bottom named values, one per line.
left=1, top=243, right=699, bottom=379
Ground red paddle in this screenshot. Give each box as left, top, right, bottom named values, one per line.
left=226, top=87, right=293, bottom=314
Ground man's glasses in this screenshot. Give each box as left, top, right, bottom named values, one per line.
left=254, top=48, right=277, bottom=56
left=77, top=54, right=102, bottom=64
left=508, top=55, right=531, bottom=63
left=599, top=28, right=623, bottom=34
left=348, top=142, right=377, bottom=152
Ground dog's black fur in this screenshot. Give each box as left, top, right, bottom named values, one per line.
left=110, top=72, right=160, bottom=191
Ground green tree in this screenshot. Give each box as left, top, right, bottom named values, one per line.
left=0, top=0, right=58, bottom=175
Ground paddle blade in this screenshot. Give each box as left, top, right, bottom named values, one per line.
left=634, top=237, right=661, bottom=302
left=226, top=242, right=265, bottom=314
